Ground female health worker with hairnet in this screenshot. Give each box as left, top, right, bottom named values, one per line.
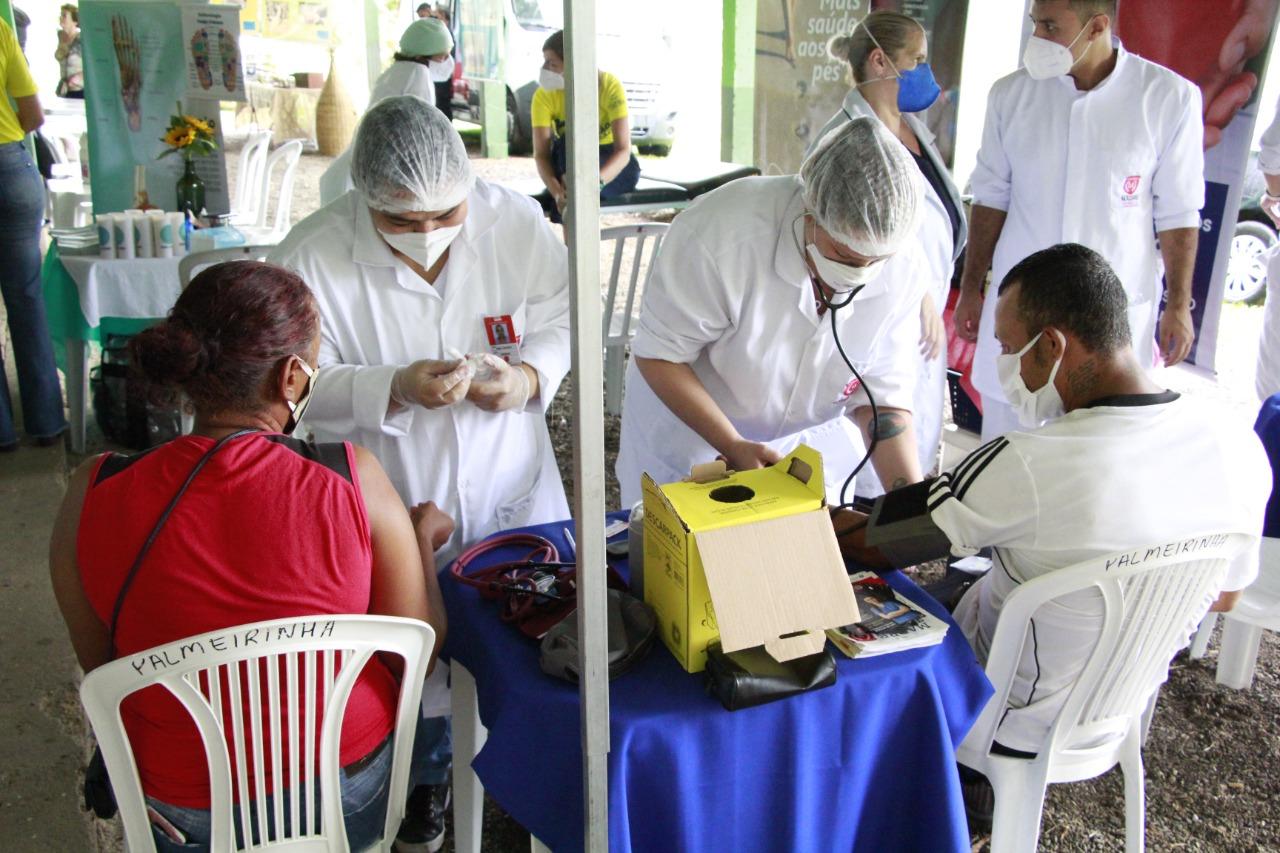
left=318, top=17, right=455, bottom=206
left=616, top=117, right=928, bottom=507
left=813, top=11, right=967, bottom=489
left=271, top=96, right=571, bottom=560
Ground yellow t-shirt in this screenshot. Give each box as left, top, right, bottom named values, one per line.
left=531, top=71, right=628, bottom=146
left=0, top=19, right=37, bottom=144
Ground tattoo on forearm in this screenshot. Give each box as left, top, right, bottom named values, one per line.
left=1067, top=358, right=1099, bottom=400
left=890, top=477, right=908, bottom=490
left=871, top=412, right=907, bottom=440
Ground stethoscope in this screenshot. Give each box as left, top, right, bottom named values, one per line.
left=790, top=212, right=882, bottom=511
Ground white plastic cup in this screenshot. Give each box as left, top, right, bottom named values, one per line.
left=116, top=213, right=136, bottom=259
left=168, top=212, right=188, bottom=258
left=135, top=214, right=154, bottom=258
left=98, top=213, right=116, bottom=259
left=76, top=199, right=94, bottom=228
left=151, top=212, right=173, bottom=258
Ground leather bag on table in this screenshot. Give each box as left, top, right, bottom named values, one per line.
left=703, top=641, right=837, bottom=711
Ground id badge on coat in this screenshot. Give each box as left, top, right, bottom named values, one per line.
left=483, top=314, right=523, bottom=366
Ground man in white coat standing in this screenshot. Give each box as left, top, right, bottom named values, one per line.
left=953, top=0, right=1205, bottom=440
left=270, top=96, right=571, bottom=853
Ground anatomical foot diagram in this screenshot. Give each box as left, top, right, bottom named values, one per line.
left=112, top=14, right=143, bottom=132
left=218, top=28, right=240, bottom=93
left=191, top=27, right=212, bottom=90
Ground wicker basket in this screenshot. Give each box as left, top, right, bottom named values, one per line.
left=315, top=51, right=356, bottom=156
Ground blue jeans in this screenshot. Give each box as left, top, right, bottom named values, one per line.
left=0, top=141, right=66, bottom=444
left=146, top=730, right=397, bottom=851
left=411, top=715, right=451, bottom=786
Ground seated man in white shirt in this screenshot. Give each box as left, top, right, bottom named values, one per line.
left=831, top=244, right=1269, bottom=816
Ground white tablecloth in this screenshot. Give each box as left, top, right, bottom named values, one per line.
left=58, top=256, right=184, bottom=328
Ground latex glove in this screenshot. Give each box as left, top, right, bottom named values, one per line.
left=918, top=293, right=945, bottom=361
left=410, top=501, right=455, bottom=552
left=1262, top=192, right=1280, bottom=229
left=952, top=289, right=983, bottom=344
left=391, top=358, right=474, bottom=410
left=466, top=354, right=531, bottom=412
left=1158, top=304, right=1196, bottom=367
left=720, top=438, right=782, bottom=472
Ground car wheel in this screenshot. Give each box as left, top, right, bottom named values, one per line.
left=506, top=89, right=532, bottom=156
left=637, top=144, right=672, bottom=157
left=1226, top=220, right=1276, bottom=304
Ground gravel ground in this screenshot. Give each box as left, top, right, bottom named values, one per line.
left=74, top=136, right=1279, bottom=851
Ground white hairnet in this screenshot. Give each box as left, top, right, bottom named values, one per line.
left=799, top=116, right=923, bottom=257
left=399, top=18, right=453, bottom=57
left=351, top=95, right=474, bottom=214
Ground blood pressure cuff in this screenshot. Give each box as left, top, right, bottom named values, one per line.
left=865, top=477, right=955, bottom=568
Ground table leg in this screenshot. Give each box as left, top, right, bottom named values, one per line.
left=451, top=663, right=488, bottom=853
left=66, top=337, right=88, bottom=454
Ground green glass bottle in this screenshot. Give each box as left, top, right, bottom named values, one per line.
left=175, top=156, right=205, bottom=219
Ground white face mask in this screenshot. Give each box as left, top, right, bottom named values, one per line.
left=428, top=55, right=455, bottom=83
left=996, top=330, right=1066, bottom=428
left=806, top=244, right=886, bottom=293
left=1022, top=17, right=1095, bottom=80
left=538, top=68, right=564, bottom=91
left=379, top=223, right=462, bottom=270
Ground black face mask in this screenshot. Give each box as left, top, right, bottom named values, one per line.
left=284, top=359, right=318, bottom=435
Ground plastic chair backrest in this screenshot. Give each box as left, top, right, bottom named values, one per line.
left=234, top=131, right=273, bottom=223
left=80, top=615, right=434, bottom=852
left=256, top=140, right=305, bottom=234
left=179, top=245, right=275, bottom=289
left=967, top=532, right=1249, bottom=760
left=600, top=223, right=668, bottom=344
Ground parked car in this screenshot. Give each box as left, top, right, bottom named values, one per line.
left=449, top=0, right=677, bottom=156
left=1227, top=150, right=1276, bottom=304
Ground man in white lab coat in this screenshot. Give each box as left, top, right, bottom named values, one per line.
left=953, top=0, right=1205, bottom=441
left=616, top=117, right=928, bottom=506
left=269, top=96, right=570, bottom=853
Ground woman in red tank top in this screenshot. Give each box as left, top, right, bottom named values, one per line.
left=49, top=261, right=450, bottom=851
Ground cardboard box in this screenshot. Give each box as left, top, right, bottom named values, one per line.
left=641, top=445, right=859, bottom=673
left=293, top=72, right=325, bottom=89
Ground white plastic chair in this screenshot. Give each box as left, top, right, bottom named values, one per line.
left=957, top=533, right=1249, bottom=853
left=80, top=615, right=435, bottom=852
left=179, top=245, right=275, bottom=288
left=1189, top=537, right=1280, bottom=688
left=231, top=130, right=273, bottom=226
left=601, top=223, right=668, bottom=416
left=239, top=139, right=305, bottom=244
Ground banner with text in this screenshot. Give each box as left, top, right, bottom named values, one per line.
left=754, top=0, right=970, bottom=176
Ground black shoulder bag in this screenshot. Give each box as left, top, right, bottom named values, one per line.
left=83, top=429, right=256, bottom=819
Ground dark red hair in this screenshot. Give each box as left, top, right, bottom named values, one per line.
left=130, top=261, right=319, bottom=414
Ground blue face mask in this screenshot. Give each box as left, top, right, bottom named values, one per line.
left=895, top=61, right=941, bottom=113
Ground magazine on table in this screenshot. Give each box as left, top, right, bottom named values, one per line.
left=826, top=572, right=948, bottom=658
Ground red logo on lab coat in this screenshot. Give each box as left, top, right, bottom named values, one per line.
left=840, top=376, right=861, bottom=399
left=1123, top=175, right=1141, bottom=196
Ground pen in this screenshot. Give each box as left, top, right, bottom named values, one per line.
left=563, top=527, right=576, bottom=559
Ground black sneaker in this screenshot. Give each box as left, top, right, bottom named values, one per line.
left=394, top=782, right=450, bottom=853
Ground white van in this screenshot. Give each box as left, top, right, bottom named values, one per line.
left=450, top=0, right=677, bottom=155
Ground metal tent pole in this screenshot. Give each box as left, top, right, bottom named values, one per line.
left=563, top=1, right=609, bottom=851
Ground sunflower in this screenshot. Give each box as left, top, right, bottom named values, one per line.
left=182, top=115, right=214, bottom=135
left=163, top=126, right=197, bottom=148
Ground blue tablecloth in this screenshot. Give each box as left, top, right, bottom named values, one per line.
left=440, top=514, right=993, bottom=853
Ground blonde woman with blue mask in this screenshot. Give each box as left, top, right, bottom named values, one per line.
left=813, top=12, right=967, bottom=490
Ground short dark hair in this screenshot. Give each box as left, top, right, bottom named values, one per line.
left=543, top=29, right=564, bottom=60
left=997, top=243, right=1130, bottom=354
left=1066, top=0, right=1115, bottom=21
left=60, top=4, right=78, bottom=24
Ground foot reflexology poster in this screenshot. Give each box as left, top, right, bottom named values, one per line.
left=81, top=0, right=231, bottom=215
